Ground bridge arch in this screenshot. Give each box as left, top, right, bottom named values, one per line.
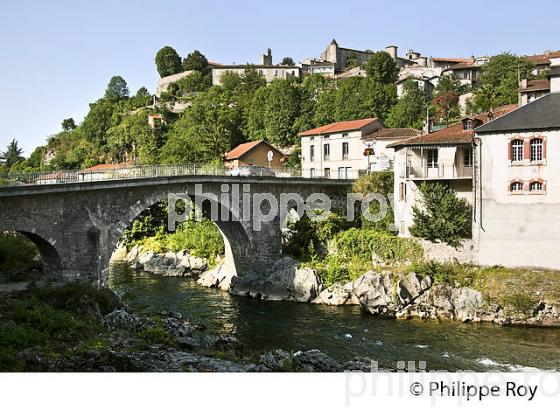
left=103, top=191, right=253, bottom=285
left=16, top=231, right=63, bottom=279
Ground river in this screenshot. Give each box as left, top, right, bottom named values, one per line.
left=109, top=262, right=560, bottom=371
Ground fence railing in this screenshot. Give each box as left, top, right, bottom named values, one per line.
left=405, top=164, right=473, bottom=179
left=0, top=164, right=353, bottom=188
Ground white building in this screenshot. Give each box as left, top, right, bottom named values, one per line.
left=298, top=118, right=419, bottom=178
left=473, top=62, right=560, bottom=269
left=390, top=105, right=516, bottom=236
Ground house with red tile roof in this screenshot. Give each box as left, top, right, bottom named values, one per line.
left=224, top=140, right=285, bottom=169
left=298, top=118, right=419, bottom=178
left=77, top=161, right=134, bottom=182
left=389, top=104, right=517, bottom=236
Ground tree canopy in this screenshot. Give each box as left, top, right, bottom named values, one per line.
left=386, top=79, right=428, bottom=128
left=155, top=46, right=182, bottom=78
left=363, top=51, right=398, bottom=85
left=104, top=76, right=129, bottom=102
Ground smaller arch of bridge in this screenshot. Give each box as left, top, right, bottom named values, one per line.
left=17, top=231, right=63, bottom=279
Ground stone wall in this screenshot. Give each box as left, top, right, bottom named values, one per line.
left=418, top=239, right=474, bottom=265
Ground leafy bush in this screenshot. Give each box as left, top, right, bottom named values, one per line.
left=139, top=327, right=174, bottom=346
left=410, top=182, right=472, bottom=247
left=284, top=210, right=354, bottom=260
left=333, top=228, right=424, bottom=264
left=0, top=232, right=43, bottom=278
left=351, top=171, right=395, bottom=233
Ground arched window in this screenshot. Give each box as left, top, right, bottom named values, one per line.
left=529, top=181, right=544, bottom=192
left=510, top=139, right=524, bottom=162
left=530, top=138, right=543, bottom=161
left=510, top=181, right=523, bottom=192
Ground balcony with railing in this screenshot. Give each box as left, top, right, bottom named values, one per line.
left=405, top=163, right=473, bottom=179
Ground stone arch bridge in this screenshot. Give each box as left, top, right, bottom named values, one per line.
left=0, top=175, right=351, bottom=285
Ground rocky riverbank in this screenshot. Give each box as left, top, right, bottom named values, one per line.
left=0, top=283, right=376, bottom=372
left=117, top=246, right=560, bottom=328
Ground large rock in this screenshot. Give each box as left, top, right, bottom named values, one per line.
left=130, top=249, right=208, bottom=277
left=352, top=271, right=397, bottom=316
left=197, top=261, right=236, bottom=291
left=104, top=309, right=143, bottom=331
left=450, top=287, right=482, bottom=322
left=230, top=257, right=322, bottom=302
left=312, top=282, right=359, bottom=305
left=396, top=272, right=432, bottom=305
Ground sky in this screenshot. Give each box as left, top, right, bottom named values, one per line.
left=1, top=0, right=560, bottom=155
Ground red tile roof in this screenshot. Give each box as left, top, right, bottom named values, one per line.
left=526, top=51, right=560, bottom=65
left=363, top=128, right=422, bottom=140
left=79, top=162, right=133, bottom=173
left=298, top=118, right=379, bottom=136
left=224, top=140, right=282, bottom=160
left=388, top=104, right=518, bottom=148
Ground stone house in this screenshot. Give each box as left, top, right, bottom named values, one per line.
left=224, top=140, right=285, bottom=169
left=472, top=64, right=560, bottom=269
left=390, top=105, right=517, bottom=236
left=299, top=118, right=418, bottom=178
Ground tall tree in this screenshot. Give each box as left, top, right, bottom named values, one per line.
left=280, top=57, right=295, bottom=66
left=472, top=53, right=534, bottom=111
left=386, top=79, right=428, bottom=128
left=104, top=76, right=129, bottom=102
left=363, top=51, right=398, bottom=84
left=0, top=139, right=25, bottom=169
left=61, top=118, right=76, bottom=131
left=155, top=46, right=182, bottom=78
left=182, top=50, right=210, bottom=75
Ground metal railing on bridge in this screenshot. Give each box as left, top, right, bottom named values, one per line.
left=0, top=164, right=354, bottom=188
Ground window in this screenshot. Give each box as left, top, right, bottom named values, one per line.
left=324, top=168, right=331, bottom=178
left=463, top=147, right=473, bottom=167
left=310, top=168, right=316, bottom=178
left=342, top=142, right=349, bottom=160
left=342, top=133, right=348, bottom=138
left=530, top=138, right=543, bottom=162
left=310, top=145, right=315, bottom=162
left=323, top=143, right=330, bottom=160
left=511, top=139, right=524, bottom=162
left=530, top=181, right=544, bottom=192
left=426, top=149, right=438, bottom=168
left=338, top=167, right=345, bottom=179
left=345, top=167, right=352, bottom=179
left=510, top=181, right=523, bottom=192
left=399, top=182, right=407, bottom=201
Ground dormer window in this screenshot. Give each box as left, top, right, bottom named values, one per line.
left=463, top=119, right=473, bottom=130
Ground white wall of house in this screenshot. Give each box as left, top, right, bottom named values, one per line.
left=393, top=146, right=473, bottom=236
left=473, top=129, right=560, bottom=269
left=300, top=123, right=388, bottom=178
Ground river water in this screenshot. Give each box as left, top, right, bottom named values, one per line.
left=109, top=263, right=560, bottom=371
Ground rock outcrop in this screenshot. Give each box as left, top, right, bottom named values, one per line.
left=230, top=257, right=322, bottom=302
left=122, top=245, right=208, bottom=277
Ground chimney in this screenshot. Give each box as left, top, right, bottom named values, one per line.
left=549, top=57, right=560, bottom=93
left=385, top=45, right=398, bottom=60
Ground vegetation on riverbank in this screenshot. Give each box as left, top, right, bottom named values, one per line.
left=0, top=232, right=42, bottom=281
left=0, top=283, right=121, bottom=370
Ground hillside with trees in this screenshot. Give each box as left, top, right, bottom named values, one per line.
left=0, top=48, right=535, bottom=175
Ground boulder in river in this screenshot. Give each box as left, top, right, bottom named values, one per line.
left=230, top=257, right=322, bottom=302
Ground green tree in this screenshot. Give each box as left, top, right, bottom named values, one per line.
left=155, top=46, right=182, bottom=78
left=174, top=71, right=212, bottom=94
left=472, top=53, right=534, bottom=111
left=106, top=110, right=157, bottom=163
left=81, top=99, right=117, bottom=145
left=280, top=57, right=295, bottom=66
left=386, top=79, right=427, bottom=128
left=431, top=91, right=460, bottom=126
left=345, top=54, right=358, bottom=68
left=0, top=139, right=24, bottom=169
left=363, top=51, right=398, bottom=84
left=410, top=182, right=472, bottom=247
left=293, top=74, right=335, bottom=133
left=131, top=87, right=152, bottom=108
left=61, top=118, right=76, bottom=131
left=247, top=87, right=269, bottom=140
left=182, top=50, right=210, bottom=75
left=352, top=172, right=395, bottom=232
left=104, top=76, right=129, bottom=102
left=435, top=74, right=465, bottom=95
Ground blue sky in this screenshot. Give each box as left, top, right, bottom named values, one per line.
left=1, top=0, right=560, bottom=154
